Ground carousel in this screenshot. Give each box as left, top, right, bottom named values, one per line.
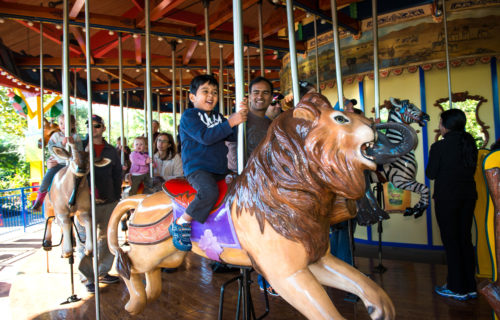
left=0, top=0, right=498, bottom=319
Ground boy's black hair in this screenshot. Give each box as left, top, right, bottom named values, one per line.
left=249, top=76, right=273, bottom=93
left=189, top=74, right=219, bottom=95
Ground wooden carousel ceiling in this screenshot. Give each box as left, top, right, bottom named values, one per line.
left=0, top=0, right=434, bottom=107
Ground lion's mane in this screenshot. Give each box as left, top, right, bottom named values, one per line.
left=228, top=94, right=368, bottom=263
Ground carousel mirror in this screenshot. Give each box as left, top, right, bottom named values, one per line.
left=433, top=91, right=489, bottom=148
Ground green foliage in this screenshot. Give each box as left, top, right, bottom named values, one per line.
left=440, top=99, right=485, bottom=148
left=0, top=87, right=30, bottom=189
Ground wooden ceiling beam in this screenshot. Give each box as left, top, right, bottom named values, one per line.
left=93, top=34, right=132, bottom=58
left=182, top=40, right=198, bottom=66
left=16, top=56, right=282, bottom=69
left=249, top=7, right=307, bottom=42
left=0, top=2, right=297, bottom=51
left=97, top=68, right=141, bottom=87
left=71, top=26, right=95, bottom=64
left=137, top=0, right=185, bottom=28
left=17, top=21, right=82, bottom=55
left=196, top=0, right=260, bottom=35
left=152, top=71, right=172, bottom=86
left=69, top=0, right=85, bottom=19
left=130, top=0, right=144, bottom=11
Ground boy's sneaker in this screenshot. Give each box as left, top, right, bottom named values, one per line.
left=434, top=284, right=468, bottom=301
left=100, top=274, right=120, bottom=284
left=467, top=291, right=478, bottom=299
left=169, top=219, right=192, bottom=251
left=258, top=276, right=279, bottom=297
left=86, top=283, right=95, bottom=294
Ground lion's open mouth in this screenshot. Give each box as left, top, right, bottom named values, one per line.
left=361, top=141, right=375, bottom=161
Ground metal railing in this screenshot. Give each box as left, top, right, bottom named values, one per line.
left=0, top=186, right=46, bottom=235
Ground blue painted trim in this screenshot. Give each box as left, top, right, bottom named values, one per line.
left=419, top=67, right=434, bottom=247
left=366, top=223, right=372, bottom=242
left=491, top=57, right=500, bottom=141
left=355, top=238, right=444, bottom=250
left=358, top=81, right=365, bottom=112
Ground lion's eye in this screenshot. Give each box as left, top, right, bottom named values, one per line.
left=334, top=115, right=349, bottom=124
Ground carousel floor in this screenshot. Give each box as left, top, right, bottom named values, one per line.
left=9, top=244, right=493, bottom=320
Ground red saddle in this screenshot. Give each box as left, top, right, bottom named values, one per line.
left=163, top=178, right=228, bottom=214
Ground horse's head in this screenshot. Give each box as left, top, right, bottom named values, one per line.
left=389, top=97, right=430, bottom=127
left=52, top=143, right=111, bottom=177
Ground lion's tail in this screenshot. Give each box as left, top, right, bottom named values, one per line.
left=107, top=195, right=146, bottom=280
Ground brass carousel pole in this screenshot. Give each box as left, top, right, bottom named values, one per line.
left=285, top=0, right=300, bottom=105
left=203, top=0, right=211, bottom=74
left=442, top=0, right=453, bottom=107
left=219, top=44, right=224, bottom=115
left=171, top=41, right=177, bottom=144
left=258, top=0, right=264, bottom=74
left=313, top=14, right=320, bottom=93
left=119, top=32, right=125, bottom=167
left=330, top=0, right=344, bottom=108
left=39, top=23, right=45, bottom=175
left=145, top=0, right=153, bottom=177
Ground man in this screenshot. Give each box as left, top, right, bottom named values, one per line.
left=152, top=120, right=160, bottom=144
left=76, top=114, right=122, bottom=293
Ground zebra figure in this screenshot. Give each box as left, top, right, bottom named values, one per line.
left=371, top=98, right=430, bottom=218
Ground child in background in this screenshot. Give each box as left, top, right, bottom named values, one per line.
left=128, top=136, right=153, bottom=195
left=169, top=74, right=248, bottom=251
left=32, top=114, right=83, bottom=211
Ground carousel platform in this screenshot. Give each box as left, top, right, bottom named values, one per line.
left=4, top=228, right=494, bottom=320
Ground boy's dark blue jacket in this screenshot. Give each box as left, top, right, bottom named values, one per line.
left=180, top=107, right=237, bottom=176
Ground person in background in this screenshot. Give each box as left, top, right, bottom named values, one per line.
left=115, top=136, right=131, bottom=176
left=152, top=120, right=160, bottom=146
left=128, top=136, right=153, bottom=196
left=33, top=114, right=82, bottom=211
left=76, top=114, right=122, bottom=294
left=153, top=132, right=183, bottom=187
left=426, top=108, right=478, bottom=301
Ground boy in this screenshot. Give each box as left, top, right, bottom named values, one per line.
left=170, top=74, right=248, bottom=251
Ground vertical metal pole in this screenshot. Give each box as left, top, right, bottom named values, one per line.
left=204, top=0, right=211, bottom=74
left=171, top=42, right=177, bottom=144
left=285, top=0, right=300, bottom=106
left=157, top=93, right=160, bottom=126
left=442, top=0, right=453, bottom=108
left=119, top=33, right=124, bottom=166
left=258, top=0, right=264, bottom=74
left=372, top=0, right=380, bottom=119
left=62, top=0, right=70, bottom=137
left=330, top=0, right=344, bottom=108
left=313, top=15, right=320, bottom=93
left=126, top=91, right=129, bottom=142
left=85, top=0, right=100, bottom=317
left=145, top=0, right=153, bottom=176
left=73, top=70, right=77, bottom=117
left=219, top=45, right=224, bottom=114
left=246, top=47, right=250, bottom=93
left=227, top=72, right=230, bottom=115
left=39, top=23, right=45, bottom=175
left=107, top=76, right=111, bottom=142
left=233, top=0, right=245, bottom=174
left=179, top=68, right=184, bottom=116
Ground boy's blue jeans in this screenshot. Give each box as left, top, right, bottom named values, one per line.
left=185, top=170, right=226, bottom=223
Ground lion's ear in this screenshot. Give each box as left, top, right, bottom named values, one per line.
left=293, top=108, right=315, bottom=121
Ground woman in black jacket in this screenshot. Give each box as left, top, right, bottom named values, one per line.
left=426, top=108, right=478, bottom=301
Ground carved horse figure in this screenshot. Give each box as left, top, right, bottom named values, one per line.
left=43, top=142, right=110, bottom=257
left=38, top=118, right=60, bottom=149
left=107, top=93, right=416, bottom=319
left=368, top=98, right=430, bottom=218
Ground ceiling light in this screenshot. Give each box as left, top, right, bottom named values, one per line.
left=306, top=12, right=311, bottom=18
left=158, top=36, right=163, bottom=41
left=320, top=19, right=326, bottom=25
left=55, top=24, right=62, bottom=30
left=154, top=68, right=159, bottom=73
left=32, top=68, right=37, bottom=72
left=273, top=50, right=278, bottom=55
left=256, top=49, right=260, bottom=53
left=133, top=33, right=139, bottom=39
left=177, top=38, right=183, bottom=44
left=0, top=18, right=5, bottom=24
left=0, top=71, right=5, bottom=75
left=100, top=92, right=104, bottom=95
left=82, top=27, right=85, bottom=32
left=6, top=75, right=12, bottom=79
left=219, top=44, right=223, bottom=49
left=136, top=68, right=140, bottom=73
left=108, top=30, right=115, bottom=36
left=155, top=89, right=159, bottom=92
left=199, top=42, right=204, bottom=46
left=169, top=69, right=173, bottom=73
left=35, top=88, right=39, bottom=91
left=111, top=91, right=114, bottom=95
left=251, top=69, right=255, bottom=73
left=186, top=69, right=190, bottom=73
left=168, top=88, right=171, bottom=91
left=25, top=85, right=30, bottom=89
left=27, top=21, right=34, bottom=27
left=49, top=68, right=54, bottom=72
left=133, top=90, right=137, bottom=93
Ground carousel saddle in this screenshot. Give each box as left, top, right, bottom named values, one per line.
left=162, top=178, right=240, bottom=256
left=163, top=178, right=228, bottom=213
